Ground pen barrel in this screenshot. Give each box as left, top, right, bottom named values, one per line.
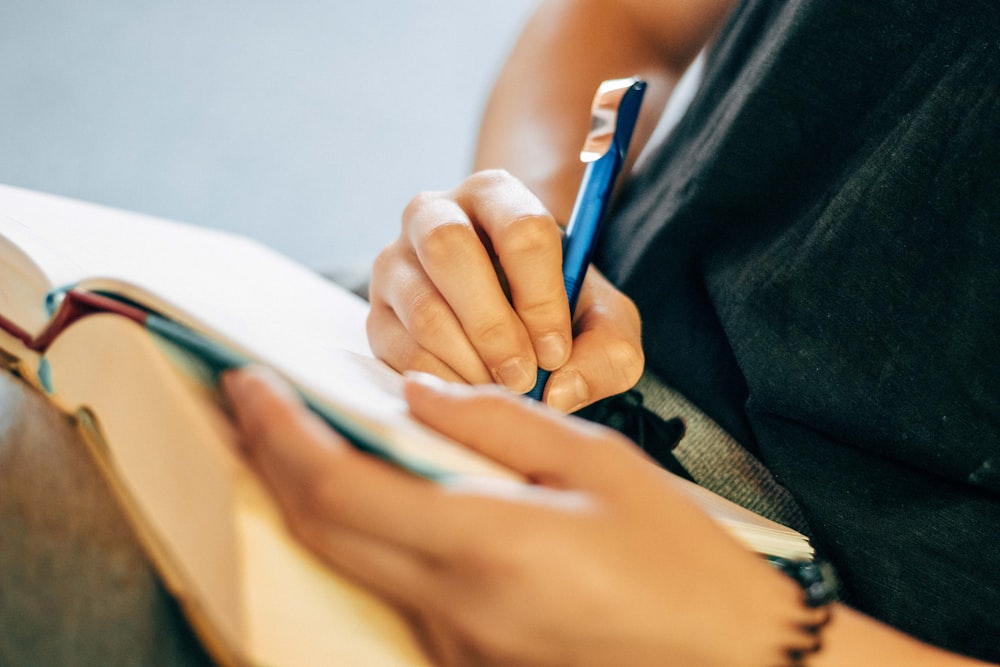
left=561, top=152, right=620, bottom=311
left=525, top=78, right=646, bottom=404
left=526, top=154, right=618, bottom=403
left=526, top=369, right=549, bottom=401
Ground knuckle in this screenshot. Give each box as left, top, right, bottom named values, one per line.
left=585, top=289, right=644, bottom=391
left=468, top=315, right=514, bottom=349
left=367, top=246, right=396, bottom=302
left=366, top=305, right=459, bottom=378
left=404, top=291, right=453, bottom=342
left=461, top=168, right=513, bottom=192
left=516, top=296, right=566, bottom=325
left=418, top=221, right=476, bottom=266
left=611, top=341, right=646, bottom=388
left=401, top=190, right=445, bottom=230
left=604, top=336, right=645, bottom=390
left=497, top=213, right=560, bottom=258
left=370, top=241, right=396, bottom=273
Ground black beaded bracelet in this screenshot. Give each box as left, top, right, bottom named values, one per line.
left=767, top=557, right=838, bottom=666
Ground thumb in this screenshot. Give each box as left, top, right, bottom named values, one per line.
left=403, top=372, right=623, bottom=487
left=544, top=270, right=644, bottom=413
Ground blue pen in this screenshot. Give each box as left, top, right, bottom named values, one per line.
left=527, top=77, right=646, bottom=401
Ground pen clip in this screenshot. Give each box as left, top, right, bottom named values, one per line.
left=579, top=76, right=647, bottom=163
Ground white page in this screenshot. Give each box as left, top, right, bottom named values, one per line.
left=0, top=183, right=513, bottom=479
left=0, top=183, right=371, bottom=353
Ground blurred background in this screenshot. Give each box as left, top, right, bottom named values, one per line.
left=0, top=1, right=537, bottom=274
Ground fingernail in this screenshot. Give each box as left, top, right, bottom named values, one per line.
left=494, top=357, right=534, bottom=393
left=535, top=332, right=568, bottom=370
left=545, top=371, right=589, bottom=413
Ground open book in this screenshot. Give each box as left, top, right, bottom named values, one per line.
left=0, top=183, right=812, bottom=667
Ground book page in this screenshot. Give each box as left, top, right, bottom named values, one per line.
left=0, top=184, right=517, bottom=480
left=0, top=183, right=371, bottom=356
left=0, top=210, right=89, bottom=336
left=45, top=314, right=434, bottom=666
left=667, top=473, right=813, bottom=560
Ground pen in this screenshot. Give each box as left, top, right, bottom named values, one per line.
left=527, top=77, right=646, bottom=401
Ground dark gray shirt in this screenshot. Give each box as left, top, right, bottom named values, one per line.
left=598, top=0, right=1000, bottom=659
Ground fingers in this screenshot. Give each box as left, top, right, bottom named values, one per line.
left=404, top=192, right=539, bottom=391
left=367, top=266, right=485, bottom=384
left=543, top=268, right=644, bottom=412
left=368, top=170, right=571, bottom=393
left=291, top=518, right=434, bottom=610
left=404, top=372, right=630, bottom=488
left=451, top=172, right=571, bottom=371
left=222, top=367, right=472, bottom=561
left=368, top=169, right=643, bottom=414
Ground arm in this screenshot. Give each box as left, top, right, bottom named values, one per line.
left=475, top=0, right=735, bottom=222
left=223, top=367, right=997, bottom=667
left=368, top=0, right=735, bottom=411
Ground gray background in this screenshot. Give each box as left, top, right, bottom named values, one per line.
left=0, top=1, right=537, bottom=272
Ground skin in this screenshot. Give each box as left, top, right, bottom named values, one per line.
left=367, top=172, right=643, bottom=413
left=223, top=367, right=995, bottom=666
left=227, top=0, right=998, bottom=663
left=224, top=367, right=814, bottom=667
left=368, top=0, right=737, bottom=412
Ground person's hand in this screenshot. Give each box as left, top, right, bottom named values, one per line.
left=367, top=169, right=643, bottom=413
left=222, top=366, right=816, bottom=667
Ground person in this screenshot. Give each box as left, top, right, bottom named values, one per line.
left=223, top=0, right=1000, bottom=664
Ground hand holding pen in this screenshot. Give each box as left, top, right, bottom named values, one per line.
left=367, top=80, right=646, bottom=412
left=527, top=77, right=646, bottom=400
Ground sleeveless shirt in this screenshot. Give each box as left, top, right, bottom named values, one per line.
left=596, top=0, right=1000, bottom=658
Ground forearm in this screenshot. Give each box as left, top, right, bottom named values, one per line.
left=814, top=605, right=995, bottom=667
left=474, top=0, right=735, bottom=222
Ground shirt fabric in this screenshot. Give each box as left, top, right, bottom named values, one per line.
left=596, top=0, right=1000, bottom=659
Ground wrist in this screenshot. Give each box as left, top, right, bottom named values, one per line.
left=697, top=554, right=837, bottom=667
left=767, top=557, right=838, bottom=665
